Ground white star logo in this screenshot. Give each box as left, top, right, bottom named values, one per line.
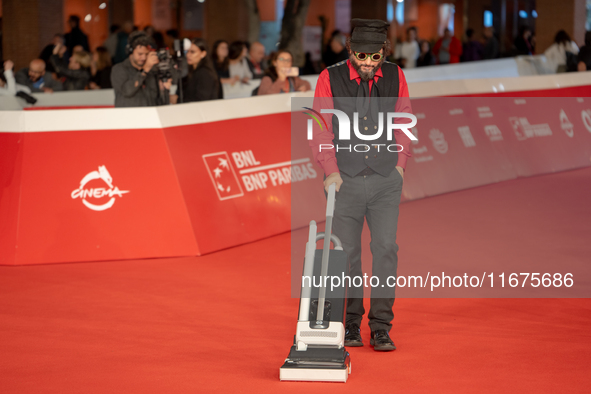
left=218, top=158, right=229, bottom=170
left=213, top=168, right=223, bottom=178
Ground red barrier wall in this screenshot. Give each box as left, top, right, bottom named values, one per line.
left=2, top=89, right=591, bottom=265
left=0, top=128, right=198, bottom=265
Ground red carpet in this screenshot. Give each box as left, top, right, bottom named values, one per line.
left=1, top=167, right=590, bottom=393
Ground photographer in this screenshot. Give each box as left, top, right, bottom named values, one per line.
left=111, top=31, right=172, bottom=107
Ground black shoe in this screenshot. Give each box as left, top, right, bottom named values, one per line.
left=370, top=330, right=396, bottom=351
left=344, top=324, right=363, bottom=347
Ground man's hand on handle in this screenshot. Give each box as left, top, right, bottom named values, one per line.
left=324, top=172, right=343, bottom=193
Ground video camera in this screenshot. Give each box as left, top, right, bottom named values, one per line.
left=155, top=48, right=173, bottom=82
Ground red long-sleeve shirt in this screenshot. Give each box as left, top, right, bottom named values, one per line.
left=310, top=60, right=412, bottom=176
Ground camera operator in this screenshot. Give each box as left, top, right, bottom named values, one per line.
left=111, top=31, right=172, bottom=107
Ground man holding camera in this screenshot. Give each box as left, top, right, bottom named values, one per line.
left=111, top=31, right=172, bottom=107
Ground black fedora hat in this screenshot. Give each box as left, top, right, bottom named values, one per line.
left=349, top=18, right=389, bottom=53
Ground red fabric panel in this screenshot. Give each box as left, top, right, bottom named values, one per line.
left=0, top=133, right=24, bottom=265
left=163, top=114, right=324, bottom=255
left=9, top=129, right=198, bottom=265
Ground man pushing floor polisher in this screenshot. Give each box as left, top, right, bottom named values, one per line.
left=281, top=18, right=413, bottom=382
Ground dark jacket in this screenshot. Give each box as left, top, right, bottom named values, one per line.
left=416, top=52, right=435, bottom=67
left=182, top=62, right=220, bottom=103
left=50, top=54, right=90, bottom=91
left=64, top=27, right=90, bottom=53
left=91, top=67, right=113, bottom=89
left=246, top=57, right=266, bottom=79
left=15, top=68, right=64, bottom=92
left=111, top=57, right=160, bottom=107
left=483, top=36, right=500, bottom=59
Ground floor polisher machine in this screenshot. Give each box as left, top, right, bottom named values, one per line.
left=280, top=183, right=351, bottom=382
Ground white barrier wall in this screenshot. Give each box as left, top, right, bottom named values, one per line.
left=0, top=56, right=585, bottom=110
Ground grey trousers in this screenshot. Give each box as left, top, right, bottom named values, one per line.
left=332, top=168, right=403, bottom=332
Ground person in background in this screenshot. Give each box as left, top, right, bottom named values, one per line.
left=212, top=40, right=238, bottom=86
left=324, top=33, right=348, bottom=67
left=0, top=60, right=16, bottom=95
left=113, top=21, right=134, bottom=64
left=300, top=51, right=319, bottom=75
left=482, top=27, right=499, bottom=59
left=182, top=38, right=220, bottom=102
left=323, top=30, right=346, bottom=68
left=103, top=25, right=120, bottom=60
left=577, top=31, right=591, bottom=71
left=144, top=25, right=155, bottom=38
left=64, top=15, right=90, bottom=54
left=257, top=49, right=310, bottom=95
left=246, top=41, right=267, bottom=79
left=50, top=42, right=91, bottom=90
left=0, top=60, right=32, bottom=96
left=39, top=34, right=68, bottom=73
left=462, top=28, right=484, bottom=62
left=15, top=59, right=63, bottom=93
left=164, top=29, right=179, bottom=50
left=396, top=27, right=420, bottom=68
left=152, top=31, right=166, bottom=50
left=416, top=40, right=435, bottom=67
left=433, top=28, right=462, bottom=64
left=544, top=30, right=579, bottom=73
left=228, top=41, right=252, bottom=84
left=89, top=47, right=113, bottom=89
left=514, top=26, right=534, bottom=55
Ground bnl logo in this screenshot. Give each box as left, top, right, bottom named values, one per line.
left=303, top=107, right=418, bottom=152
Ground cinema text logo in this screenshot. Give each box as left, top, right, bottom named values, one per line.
left=71, top=166, right=129, bottom=211
left=304, top=108, right=417, bottom=152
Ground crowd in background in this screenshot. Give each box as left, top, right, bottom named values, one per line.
left=3, top=14, right=591, bottom=103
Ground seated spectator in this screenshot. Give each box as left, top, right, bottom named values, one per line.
left=39, top=34, right=68, bottom=73
left=258, top=50, right=311, bottom=95
left=416, top=40, right=435, bottom=67
left=1, top=60, right=31, bottom=97
left=578, top=31, right=591, bottom=71
left=247, top=41, right=267, bottom=79
left=182, top=38, right=220, bottom=102
left=433, top=28, right=462, bottom=64
left=544, top=30, right=579, bottom=73
left=15, top=59, right=63, bottom=93
left=50, top=43, right=91, bottom=90
left=228, top=41, right=252, bottom=84
left=462, top=28, right=483, bottom=62
left=213, top=40, right=238, bottom=86
left=90, top=47, right=113, bottom=89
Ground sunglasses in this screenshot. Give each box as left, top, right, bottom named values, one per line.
left=354, top=52, right=383, bottom=62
